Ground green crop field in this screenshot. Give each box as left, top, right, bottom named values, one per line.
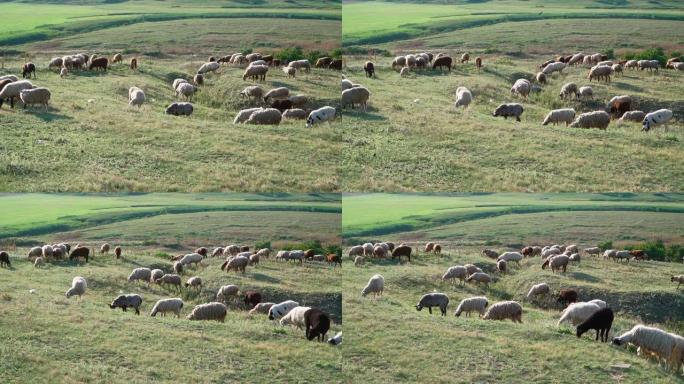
left=0, top=1, right=342, bottom=192
left=0, top=193, right=343, bottom=383
left=341, top=1, right=684, bottom=191
left=341, top=192, right=684, bottom=383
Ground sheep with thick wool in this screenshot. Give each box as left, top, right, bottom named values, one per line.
left=612, top=324, right=682, bottom=372
left=527, top=283, right=551, bottom=300
left=150, top=298, right=183, bottom=317
left=245, top=108, right=282, bottom=125
left=268, top=300, right=299, bottom=320
left=165, top=102, right=193, bottom=116
left=240, top=85, right=264, bottom=101
left=558, top=302, right=601, bottom=326
left=510, top=79, right=531, bottom=98
left=0, top=80, right=34, bottom=109
left=150, top=269, right=164, bottom=283
left=579, top=86, right=593, bottom=99
left=342, top=86, right=370, bottom=111
left=66, top=276, right=87, bottom=299
left=588, top=65, right=612, bottom=83
left=542, top=254, right=569, bottom=273
left=249, top=302, right=275, bottom=316
left=306, top=106, right=336, bottom=128
left=542, top=62, right=566, bottom=75
left=216, top=284, right=239, bottom=302
left=155, top=274, right=182, bottom=291
left=415, top=293, right=449, bottom=316
left=569, top=111, right=610, bottom=130
left=234, top=108, right=261, bottom=124
left=559, top=83, right=579, bottom=99
left=128, top=268, right=152, bottom=283
left=221, top=255, right=249, bottom=273
left=280, top=306, right=311, bottom=329
left=542, top=109, right=575, bottom=126
left=19, top=87, right=50, bottom=111
left=642, top=109, right=673, bottom=131
left=109, top=294, right=143, bottom=315
left=243, top=65, right=268, bottom=81
left=483, top=301, right=522, bottom=322
left=179, top=253, right=203, bottom=267
left=466, top=272, right=492, bottom=287
left=197, top=61, right=220, bottom=75
left=175, top=82, right=196, bottom=101
left=454, top=296, right=488, bottom=317
left=617, top=110, right=646, bottom=125
left=498, top=252, right=523, bottom=265
left=454, top=86, right=472, bottom=108
left=128, top=87, right=145, bottom=108
left=362, top=274, right=384, bottom=297
left=187, top=302, right=227, bottom=322
left=442, top=265, right=467, bottom=285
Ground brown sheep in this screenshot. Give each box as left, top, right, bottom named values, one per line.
left=329, top=59, right=342, bottom=70
left=130, top=58, right=138, bottom=70
left=0, top=251, right=10, bottom=268
left=432, top=56, right=452, bottom=71
left=373, top=245, right=387, bottom=258
left=557, top=289, right=578, bottom=306
left=114, top=246, right=122, bottom=259
left=69, top=247, right=90, bottom=262
left=193, top=74, right=204, bottom=86
left=392, top=245, right=412, bottom=262
left=112, top=53, right=123, bottom=64
left=327, top=254, right=342, bottom=267
left=22, top=63, right=36, bottom=79
left=195, top=247, right=208, bottom=258
left=475, top=57, right=482, bottom=72
left=315, top=57, right=332, bottom=68
left=240, top=246, right=250, bottom=252
left=89, top=57, right=108, bottom=71
left=434, top=244, right=442, bottom=254
left=425, top=242, right=435, bottom=253
left=304, top=249, right=315, bottom=260
left=482, top=249, right=499, bottom=259
left=460, top=53, right=470, bottom=63
left=244, top=291, right=262, bottom=309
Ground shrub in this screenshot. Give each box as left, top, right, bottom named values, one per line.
left=275, top=47, right=305, bottom=63
left=625, top=240, right=684, bottom=263
left=623, top=47, right=667, bottom=66
left=255, top=241, right=271, bottom=250
left=598, top=241, right=613, bottom=251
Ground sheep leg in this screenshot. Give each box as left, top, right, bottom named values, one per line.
left=428, top=307, right=432, bottom=314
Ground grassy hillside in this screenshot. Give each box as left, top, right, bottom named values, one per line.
left=0, top=193, right=343, bottom=383
left=0, top=0, right=340, bottom=47
left=342, top=193, right=684, bottom=383
left=0, top=37, right=343, bottom=192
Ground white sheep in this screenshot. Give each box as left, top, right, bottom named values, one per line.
left=306, top=106, right=336, bottom=128
left=216, top=284, right=239, bottom=303
left=245, top=108, right=282, bottom=125
left=569, top=111, right=610, bottom=129
left=150, top=298, right=184, bottom=318
left=66, top=276, right=87, bottom=299
left=197, top=61, right=220, bottom=75
left=283, top=66, right=296, bottom=78
left=187, top=302, right=228, bottom=322
left=175, top=82, right=196, bottom=101
left=527, top=283, right=550, bottom=300
left=234, top=107, right=262, bottom=124
left=34, top=256, right=45, bottom=268
left=268, top=300, right=299, bottom=320
left=441, top=265, right=467, bottom=285
left=361, top=274, right=384, bottom=297
left=483, top=301, right=523, bottom=322
left=454, top=296, right=488, bottom=317
left=354, top=256, right=365, bottom=266
left=542, top=108, right=575, bottom=126
left=242, top=65, right=268, bottom=81
left=464, top=264, right=483, bottom=276
left=0, top=80, right=34, bottom=109
left=179, top=253, right=203, bottom=267
left=454, top=86, right=472, bottom=108
left=280, top=306, right=311, bottom=329
left=282, top=108, right=307, bottom=120
left=341, top=78, right=353, bottom=90
left=498, top=252, right=523, bottom=265
left=128, top=86, right=145, bottom=108
left=617, top=110, right=646, bottom=125
left=222, top=255, right=249, bottom=273
left=542, top=61, right=566, bottom=75
left=588, top=299, right=607, bottom=309
left=558, top=302, right=601, bottom=326
left=185, top=276, right=202, bottom=291
left=341, top=86, right=370, bottom=111
left=588, top=65, right=613, bottom=83
left=127, top=267, right=152, bottom=283
left=642, top=109, right=673, bottom=131
left=248, top=302, right=275, bottom=316
left=510, top=79, right=531, bottom=98
left=542, top=254, right=570, bottom=273
left=42, top=245, right=53, bottom=259
left=466, top=272, right=492, bottom=287
left=172, top=78, right=188, bottom=90
left=150, top=269, right=164, bottom=283
left=240, top=85, right=264, bottom=101
left=263, top=87, right=289, bottom=102
left=578, top=86, right=593, bottom=99
left=289, top=59, right=311, bottom=73
left=612, top=325, right=681, bottom=371
left=400, top=67, right=409, bottom=77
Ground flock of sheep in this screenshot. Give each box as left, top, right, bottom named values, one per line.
left=0, top=51, right=342, bottom=129
left=1, top=241, right=343, bottom=344
left=347, top=240, right=684, bottom=374
left=343, top=50, right=681, bottom=131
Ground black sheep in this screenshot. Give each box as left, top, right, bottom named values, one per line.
left=304, top=308, right=330, bottom=342
left=0, top=251, right=10, bottom=268
left=576, top=307, right=614, bottom=342
left=22, top=63, right=36, bottom=79
left=391, top=245, right=412, bottom=262
left=364, top=61, right=375, bottom=78
left=271, top=99, right=293, bottom=112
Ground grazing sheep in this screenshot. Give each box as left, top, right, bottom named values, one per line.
left=130, top=58, right=138, bottom=70
left=612, top=325, right=681, bottom=371
left=372, top=245, right=387, bottom=258
left=542, top=61, right=566, bottom=75
left=128, top=268, right=152, bottom=283
left=100, top=243, right=110, bottom=254
left=185, top=276, right=202, bottom=291
left=327, top=254, right=342, bottom=267
left=341, top=78, right=353, bottom=90
left=542, top=108, right=576, bottom=126
left=642, top=109, right=673, bottom=131
left=240, top=85, right=264, bottom=101
left=289, top=59, right=311, bottom=73
left=256, top=248, right=270, bottom=259
left=304, top=308, right=330, bottom=342
left=483, top=301, right=523, bottom=323
left=542, top=255, right=569, bottom=273
left=172, top=261, right=183, bottom=275
left=155, top=274, right=182, bottom=291
left=361, top=274, right=384, bottom=297
left=282, top=108, right=307, bottom=120
left=268, top=300, right=300, bottom=320
left=221, top=255, right=249, bottom=273
left=588, top=65, right=612, bottom=83
left=249, top=253, right=260, bottom=266
left=498, top=252, right=523, bottom=266
left=109, top=294, right=143, bottom=315
left=607, top=95, right=633, bottom=118
left=216, top=285, right=240, bottom=303
left=280, top=306, right=311, bottom=329
left=179, top=253, right=203, bottom=267
left=245, top=108, right=282, bottom=125
left=434, top=244, right=442, bottom=254
left=611, top=63, right=623, bottom=76
left=510, top=79, right=531, bottom=98
left=569, top=111, right=610, bottom=130
left=454, top=86, right=472, bottom=108
left=249, top=302, right=275, bottom=316
left=399, top=67, right=410, bottom=77
left=603, top=249, right=617, bottom=260
left=569, top=253, right=580, bottom=264
left=34, top=256, right=45, bottom=268
left=559, top=82, right=579, bottom=99
left=496, top=259, right=507, bottom=274
left=354, top=256, right=365, bottom=266
left=263, top=87, right=289, bottom=102
left=584, top=247, right=600, bottom=256
left=432, top=56, right=452, bottom=71
left=637, top=60, right=660, bottom=72
left=234, top=107, right=261, bottom=124
left=172, top=78, right=188, bottom=90
left=187, top=302, right=228, bottom=322
left=242, top=65, right=268, bottom=81
left=482, top=249, right=499, bottom=259
left=475, top=56, right=482, bottom=71
left=617, top=110, right=646, bottom=125
left=197, top=61, right=220, bottom=75
left=557, top=289, right=578, bottom=306
left=0, top=251, right=10, bottom=268
left=416, top=293, right=449, bottom=316
left=558, top=302, right=601, bottom=326
left=391, top=245, right=412, bottom=262
left=89, top=57, right=108, bottom=71
left=578, top=86, right=593, bottom=99
left=193, top=74, right=204, bottom=86
left=527, top=283, right=550, bottom=300
left=568, top=53, right=584, bottom=66
left=466, top=272, right=492, bottom=287
left=22, top=62, right=36, bottom=79
left=0, top=80, right=34, bottom=109
left=59, top=67, right=68, bottom=78
left=441, top=266, right=468, bottom=286
left=128, top=86, right=145, bottom=108
left=69, top=246, right=90, bottom=262
left=48, top=57, right=63, bottom=70
left=175, top=82, right=196, bottom=101
left=405, top=54, right=417, bottom=68
left=341, top=87, right=370, bottom=111
left=535, top=72, right=547, bottom=84
left=492, top=103, right=524, bottom=122
left=66, top=276, right=87, bottom=299
left=112, top=53, right=123, bottom=64
left=364, top=61, right=375, bottom=77
left=165, top=102, right=193, bottom=116
left=243, top=291, right=262, bottom=309
left=464, top=264, right=483, bottom=276
left=42, top=245, right=54, bottom=259
left=392, top=56, right=407, bottom=69
left=306, top=106, right=337, bottom=128
left=671, top=275, right=684, bottom=289
left=18, top=87, right=51, bottom=111
left=148, top=269, right=164, bottom=283
left=460, top=53, right=470, bottom=63
left=576, top=307, right=614, bottom=342
left=454, top=297, right=489, bottom=317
